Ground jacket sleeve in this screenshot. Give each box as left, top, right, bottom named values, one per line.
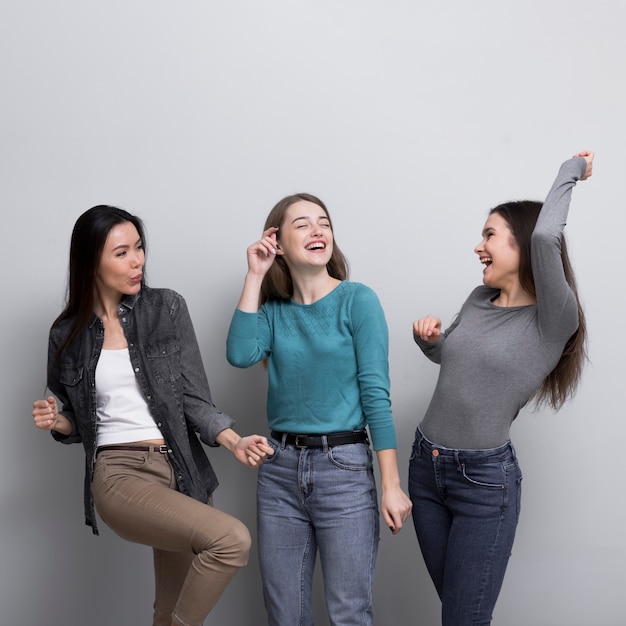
left=172, top=294, right=235, bottom=446
left=47, top=326, right=82, bottom=444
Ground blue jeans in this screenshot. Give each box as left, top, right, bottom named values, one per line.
left=408, top=427, right=523, bottom=626
left=257, top=434, right=380, bottom=626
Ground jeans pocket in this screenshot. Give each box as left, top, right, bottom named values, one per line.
left=459, top=461, right=506, bottom=489
left=262, top=437, right=281, bottom=465
left=328, top=443, right=371, bottom=471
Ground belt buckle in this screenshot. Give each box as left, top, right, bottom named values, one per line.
left=158, top=445, right=169, bottom=454
left=294, top=435, right=308, bottom=449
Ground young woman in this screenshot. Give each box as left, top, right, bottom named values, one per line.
left=226, top=193, right=412, bottom=626
left=410, top=152, right=593, bottom=625
left=32, top=205, right=272, bottom=626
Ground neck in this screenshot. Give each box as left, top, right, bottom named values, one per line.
left=93, top=291, right=123, bottom=320
left=492, top=286, right=536, bottom=307
left=291, top=270, right=340, bottom=305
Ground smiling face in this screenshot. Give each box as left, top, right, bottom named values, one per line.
left=474, top=212, right=521, bottom=291
left=95, top=221, right=145, bottom=304
left=277, top=200, right=334, bottom=271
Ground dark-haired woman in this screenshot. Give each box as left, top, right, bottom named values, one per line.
left=226, top=194, right=412, bottom=626
left=32, top=205, right=272, bottom=626
left=409, top=152, right=593, bottom=626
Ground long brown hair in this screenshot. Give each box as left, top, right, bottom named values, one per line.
left=259, top=193, right=349, bottom=305
left=490, top=200, right=587, bottom=409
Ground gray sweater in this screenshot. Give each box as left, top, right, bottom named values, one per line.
left=415, top=157, right=586, bottom=449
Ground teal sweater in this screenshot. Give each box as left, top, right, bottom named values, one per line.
left=227, top=281, right=397, bottom=451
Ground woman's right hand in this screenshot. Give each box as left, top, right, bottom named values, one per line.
left=413, top=315, right=442, bottom=343
left=246, top=226, right=281, bottom=277
left=32, top=396, right=59, bottom=431
left=573, top=150, right=594, bottom=181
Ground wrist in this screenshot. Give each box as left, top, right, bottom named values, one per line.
left=215, top=428, right=241, bottom=453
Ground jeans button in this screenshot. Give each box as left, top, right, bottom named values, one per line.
left=432, top=449, right=439, bottom=457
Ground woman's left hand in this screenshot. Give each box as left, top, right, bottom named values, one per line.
left=381, top=484, right=413, bottom=535
left=233, top=434, right=274, bottom=468
left=573, top=150, right=594, bottom=180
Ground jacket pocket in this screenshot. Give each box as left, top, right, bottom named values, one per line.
left=145, top=341, right=182, bottom=384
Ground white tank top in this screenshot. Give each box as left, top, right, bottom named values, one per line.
left=95, top=348, right=162, bottom=447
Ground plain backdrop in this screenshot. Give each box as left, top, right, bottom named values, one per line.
left=2, top=1, right=624, bottom=625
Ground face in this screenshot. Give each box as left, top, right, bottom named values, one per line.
left=95, top=221, right=144, bottom=302
left=277, top=200, right=334, bottom=270
left=474, top=212, right=521, bottom=291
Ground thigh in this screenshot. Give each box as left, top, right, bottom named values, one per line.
left=442, top=454, right=523, bottom=626
left=257, top=443, right=317, bottom=626
left=93, top=450, right=240, bottom=553
left=311, top=444, right=379, bottom=626
left=408, top=441, right=452, bottom=597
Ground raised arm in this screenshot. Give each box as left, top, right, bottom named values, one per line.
left=532, top=151, right=593, bottom=341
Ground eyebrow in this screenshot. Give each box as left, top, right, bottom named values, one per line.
left=112, top=238, right=142, bottom=252
left=290, top=215, right=330, bottom=224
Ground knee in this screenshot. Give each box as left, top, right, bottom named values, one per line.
left=228, top=519, right=252, bottom=566
left=208, top=518, right=251, bottom=568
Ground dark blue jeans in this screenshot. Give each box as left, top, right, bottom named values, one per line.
left=409, top=427, right=523, bottom=626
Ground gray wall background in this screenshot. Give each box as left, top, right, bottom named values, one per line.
left=2, top=1, right=624, bottom=624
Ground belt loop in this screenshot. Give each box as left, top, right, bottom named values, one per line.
left=416, top=428, right=425, bottom=457
left=509, top=441, right=517, bottom=463
left=321, top=435, right=329, bottom=452
left=280, top=432, right=287, bottom=450
left=454, top=450, right=462, bottom=470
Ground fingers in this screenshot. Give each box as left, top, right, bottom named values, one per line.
left=238, top=435, right=274, bottom=467
left=382, top=503, right=412, bottom=535
left=413, top=316, right=442, bottom=342
left=246, top=227, right=281, bottom=275
left=32, top=396, right=58, bottom=430
left=573, top=150, right=594, bottom=181
left=251, top=227, right=280, bottom=257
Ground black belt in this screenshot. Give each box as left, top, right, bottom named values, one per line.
left=97, top=444, right=170, bottom=455
left=270, top=429, right=369, bottom=449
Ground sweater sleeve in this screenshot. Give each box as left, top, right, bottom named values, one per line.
left=531, top=157, right=586, bottom=342
left=351, top=286, right=397, bottom=451
left=226, top=307, right=272, bottom=368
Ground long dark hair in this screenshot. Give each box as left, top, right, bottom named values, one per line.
left=259, top=193, right=349, bottom=305
left=490, top=200, right=587, bottom=409
left=50, top=205, right=146, bottom=371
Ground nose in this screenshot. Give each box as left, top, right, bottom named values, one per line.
left=474, top=238, right=484, bottom=255
left=132, top=249, right=144, bottom=267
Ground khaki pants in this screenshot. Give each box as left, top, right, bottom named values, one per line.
left=92, top=447, right=250, bottom=626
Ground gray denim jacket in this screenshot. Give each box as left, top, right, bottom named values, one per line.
left=48, top=286, right=235, bottom=534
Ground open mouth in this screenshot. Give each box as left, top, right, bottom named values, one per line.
left=480, top=256, right=492, bottom=267
left=306, top=242, right=326, bottom=251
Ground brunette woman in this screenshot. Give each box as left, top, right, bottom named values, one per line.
left=410, top=152, right=593, bottom=625
left=226, top=193, right=412, bottom=626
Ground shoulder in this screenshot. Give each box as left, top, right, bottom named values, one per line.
left=459, top=285, right=498, bottom=312
left=470, top=285, right=497, bottom=301
left=49, top=316, right=74, bottom=347
left=341, top=281, right=380, bottom=305
left=136, top=286, right=185, bottom=310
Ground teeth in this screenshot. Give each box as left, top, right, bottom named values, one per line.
left=480, top=257, right=492, bottom=265
left=306, top=243, right=325, bottom=250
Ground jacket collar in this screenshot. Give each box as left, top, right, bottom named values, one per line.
left=87, top=290, right=142, bottom=328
